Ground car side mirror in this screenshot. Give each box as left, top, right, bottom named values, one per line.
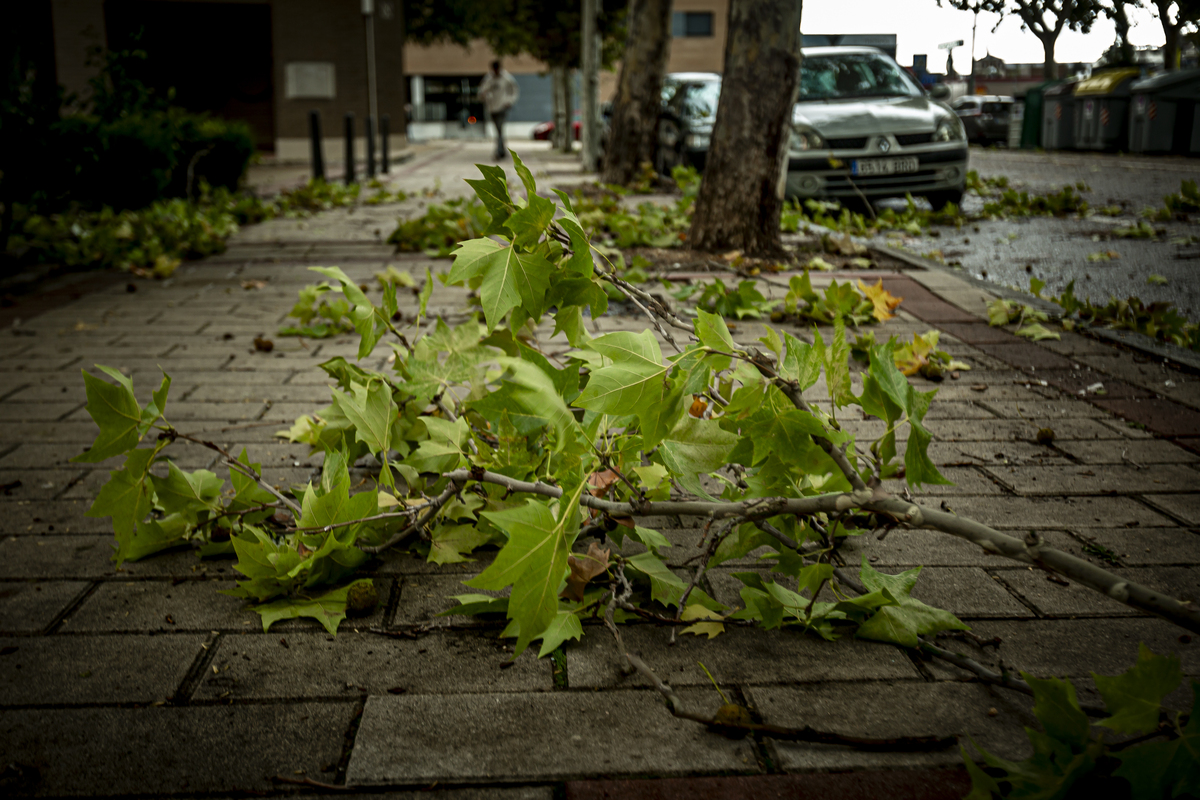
left=930, top=85, right=951, bottom=100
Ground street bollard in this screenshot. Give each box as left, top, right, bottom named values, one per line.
left=344, top=113, right=356, bottom=185
left=381, top=114, right=390, bottom=173
left=366, top=114, right=376, bottom=178
left=309, top=110, right=325, bottom=181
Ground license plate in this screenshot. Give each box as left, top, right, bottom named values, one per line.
left=852, top=157, right=919, bottom=176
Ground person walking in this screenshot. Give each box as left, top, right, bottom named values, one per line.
left=479, top=61, right=519, bottom=160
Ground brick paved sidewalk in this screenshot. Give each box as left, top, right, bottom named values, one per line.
left=1, top=140, right=1198, bottom=798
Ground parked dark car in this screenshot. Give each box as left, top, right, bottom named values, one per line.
left=654, top=72, right=721, bottom=174
left=951, top=95, right=1015, bottom=144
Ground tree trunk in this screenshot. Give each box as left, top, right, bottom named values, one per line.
left=1114, top=2, right=1134, bottom=65
left=687, top=0, right=801, bottom=257
left=551, top=67, right=567, bottom=152
left=1041, top=35, right=1057, bottom=79
left=1158, top=0, right=1182, bottom=71
left=561, top=70, right=575, bottom=154
left=600, top=0, right=672, bottom=185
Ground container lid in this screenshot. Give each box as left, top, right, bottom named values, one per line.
left=1074, top=68, right=1140, bottom=96
left=1044, top=79, right=1078, bottom=96
left=1130, top=67, right=1200, bottom=96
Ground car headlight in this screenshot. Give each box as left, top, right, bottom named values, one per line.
left=685, top=132, right=710, bottom=149
left=790, top=124, right=827, bottom=151
left=934, top=117, right=965, bottom=142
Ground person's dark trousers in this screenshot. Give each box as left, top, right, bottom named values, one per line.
left=492, top=109, right=508, bottom=159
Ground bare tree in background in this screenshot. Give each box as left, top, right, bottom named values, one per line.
left=687, top=0, right=801, bottom=257
left=601, top=0, right=672, bottom=185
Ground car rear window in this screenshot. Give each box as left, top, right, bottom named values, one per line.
left=800, top=53, right=923, bottom=100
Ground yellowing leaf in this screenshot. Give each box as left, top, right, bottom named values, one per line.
left=857, top=279, right=903, bottom=322
left=680, top=604, right=725, bottom=639
left=562, top=541, right=611, bottom=602
left=1016, top=322, right=1061, bottom=341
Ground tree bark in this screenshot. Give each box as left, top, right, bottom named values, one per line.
left=1040, top=35, right=1057, bottom=79
left=1156, top=0, right=1182, bottom=71
left=600, top=0, right=672, bottom=185
left=687, top=0, right=801, bottom=257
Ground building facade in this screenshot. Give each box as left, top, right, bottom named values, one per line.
left=45, top=0, right=407, bottom=162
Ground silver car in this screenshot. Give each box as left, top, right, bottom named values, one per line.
left=786, top=46, right=969, bottom=209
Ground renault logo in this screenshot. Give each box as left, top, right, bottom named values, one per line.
left=877, top=138, right=891, bottom=153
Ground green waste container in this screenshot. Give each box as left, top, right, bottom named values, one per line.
left=1128, top=68, right=1200, bottom=154
left=1020, top=80, right=1060, bottom=148
left=1042, top=79, right=1081, bottom=150
left=1074, top=68, right=1140, bottom=150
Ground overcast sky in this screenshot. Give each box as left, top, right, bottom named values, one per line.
left=803, top=1, right=1172, bottom=72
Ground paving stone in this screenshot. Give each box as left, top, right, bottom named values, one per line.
left=935, top=323, right=1019, bottom=345
left=1093, top=398, right=1200, bottom=437
left=976, top=398, right=1106, bottom=419
left=0, top=421, right=123, bottom=444
left=1096, top=416, right=1156, bottom=438
left=1051, top=528, right=1200, bottom=567
left=186, top=384, right=335, bottom=403
left=0, top=402, right=83, bottom=422
left=906, top=567, right=1034, bottom=619
left=393, top=573, right=505, bottom=625
left=347, top=688, right=760, bottom=785
left=922, top=440, right=1068, bottom=467
left=918, top=402, right=997, bottom=420
left=0, top=633, right=202, bottom=705
left=0, top=534, right=229, bottom=579
left=992, top=566, right=1141, bottom=617
left=927, top=418, right=1123, bottom=442
left=838, top=530, right=1018, bottom=568
left=1035, top=331, right=1127, bottom=358
left=0, top=355, right=81, bottom=372
left=925, top=616, right=1200, bottom=679
left=59, top=579, right=258, bottom=632
left=936, top=495, right=1174, bottom=529
left=1143, top=494, right=1200, bottom=526
left=1037, top=370, right=1155, bottom=400
left=973, top=343, right=1076, bottom=372
left=0, top=444, right=120, bottom=471
left=562, top=770, right=975, bottom=800
left=900, top=466, right=1006, bottom=496
left=1054, top=438, right=1199, bottom=464
left=566, top=624, right=918, bottom=689
left=195, top=629, right=551, bottom=700
left=983, top=463, right=1200, bottom=495
left=0, top=499, right=109, bottom=534
left=747, top=682, right=1035, bottom=770
left=0, top=701, right=355, bottom=795
left=922, top=381, right=1053, bottom=401
left=0, top=580, right=89, bottom=632
left=0, top=469, right=85, bottom=500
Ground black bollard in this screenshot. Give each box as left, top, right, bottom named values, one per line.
left=344, top=113, right=356, bottom=185
left=366, top=114, right=376, bottom=178
left=309, top=110, right=325, bottom=181
left=381, top=114, right=390, bottom=173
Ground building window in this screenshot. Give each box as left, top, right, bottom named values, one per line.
left=672, top=12, right=713, bottom=37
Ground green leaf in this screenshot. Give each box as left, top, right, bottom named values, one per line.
left=87, top=447, right=157, bottom=565
left=1022, top=673, right=1093, bottom=749
left=536, top=609, right=583, bottom=658
left=695, top=309, right=736, bottom=371
left=503, top=194, right=556, bottom=248
left=510, top=149, right=538, bottom=198
left=429, top=523, right=495, bottom=565
left=856, top=557, right=967, bottom=647
left=464, top=164, right=514, bottom=232
left=1016, top=322, right=1061, bottom=341
left=125, top=513, right=190, bottom=562
left=73, top=368, right=144, bottom=462
left=1094, top=643, right=1182, bottom=735
left=448, top=239, right=553, bottom=331
left=780, top=331, right=823, bottom=390
left=904, top=418, right=951, bottom=488
left=657, top=416, right=738, bottom=501
left=149, top=462, right=223, bottom=522
left=496, top=357, right=584, bottom=453
left=824, top=319, right=853, bottom=407
left=468, top=491, right=577, bottom=657
left=576, top=330, right=668, bottom=419
left=626, top=551, right=687, bottom=606
left=868, top=342, right=910, bottom=414
left=1114, top=681, right=1200, bottom=800
left=418, top=267, right=434, bottom=319
left=330, top=380, right=396, bottom=483
left=254, top=579, right=373, bottom=635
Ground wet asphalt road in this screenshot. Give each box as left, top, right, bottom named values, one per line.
left=886, top=146, right=1200, bottom=322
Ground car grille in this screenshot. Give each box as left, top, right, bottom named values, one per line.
left=824, top=169, right=945, bottom=194
left=827, top=136, right=868, bottom=149
left=896, top=133, right=934, bottom=146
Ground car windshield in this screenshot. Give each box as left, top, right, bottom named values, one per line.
left=799, top=53, right=922, bottom=100
left=664, top=79, right=722, bottom=120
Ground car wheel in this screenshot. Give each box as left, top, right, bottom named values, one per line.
left=926, top=189, right=964, bottom=210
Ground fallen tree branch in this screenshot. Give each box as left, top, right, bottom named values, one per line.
left=358, top=480, right=461, bottom=554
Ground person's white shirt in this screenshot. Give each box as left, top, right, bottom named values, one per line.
left=479, top=69, right=520, bottom=115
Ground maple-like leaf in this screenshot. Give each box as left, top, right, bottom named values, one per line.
left=562, top=541, right=611, bottom=602
left=857, top=279, right=903, bottom=322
